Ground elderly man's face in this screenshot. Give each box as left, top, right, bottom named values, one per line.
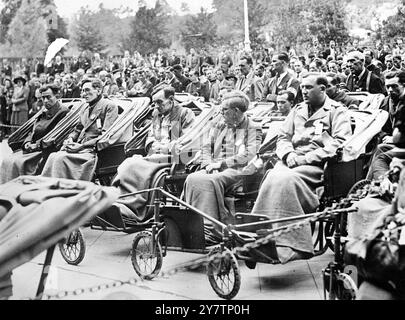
left=386, top=76, right=405, bottom=101
left=41, top=88, right=58, bottom=110
left=301, top=75, right=325, bottom=106
left=346, top=58, right=363, bottom=75
left=81, top=82, right=100, bottom=103
left=152, top=90, right=173, bottom=115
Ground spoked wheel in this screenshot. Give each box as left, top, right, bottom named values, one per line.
left=347, top=179, right=371, bottom=199
left=324, top=268, right=358, bottom=300
left=335, top=272, right=358, bottom=300
left=58, top=229, right=86, bottom=265
left=131, top=231, right=163, bottom=280
left=207, top=247, right=241, bottom=300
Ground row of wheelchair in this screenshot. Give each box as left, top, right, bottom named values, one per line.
left=7, top=92, right=388, bottom=299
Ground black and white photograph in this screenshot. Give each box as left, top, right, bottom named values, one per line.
left=0, top=0, right=404, bottom=307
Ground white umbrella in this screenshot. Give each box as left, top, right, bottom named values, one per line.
left=44, top=38, right=69, bottom=67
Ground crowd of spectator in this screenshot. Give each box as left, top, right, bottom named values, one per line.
left=1, top=37, right=405, bottom=138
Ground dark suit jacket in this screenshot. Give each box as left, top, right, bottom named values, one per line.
left=23, top=102, right=70, bottom=151
left=346, top=69, right=386, bottom=95
left=380, top=96, right=405, bottom=138
left=62, top=84, right=81, bottom=99
left=262, top=72, right=300, bottom=102
left=235, top=70, right=264, bottom=102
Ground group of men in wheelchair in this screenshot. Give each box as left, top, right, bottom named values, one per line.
left=1, top=68, right=405, bottom=299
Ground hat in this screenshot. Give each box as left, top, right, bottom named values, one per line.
left=13, top=74, right=27, bottom=85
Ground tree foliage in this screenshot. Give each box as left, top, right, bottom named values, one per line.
left=70, top=6, right=106, bottom=53
left=124, top=0, right=170, bottom=55
left=180, top=7, right=217, bottom=51
left=268, top=0, right=350, bottom=50
left=1, top=0, right=68, bottom=46
left=2, top=0, right=48, bottom=58
left=381, top=0, right=405, bottom=40
left=213, top=0, right=269, bottom=48
left=0, top=0, right=22, bottom=43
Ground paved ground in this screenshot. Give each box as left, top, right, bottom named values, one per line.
left=1, top=140, right=333, bottom=300
left=10, top=228, right=333, bottom=300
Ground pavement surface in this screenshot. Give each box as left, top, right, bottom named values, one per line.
left=1, top=140, right=333, bottom=300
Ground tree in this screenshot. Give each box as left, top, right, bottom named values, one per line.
left=3, top=0, right=48, bottom=58
left=181, top=7, right=217, bottom=51
left=306, top=0, right=350, bottom=46
left=71, top=7, right=106, bottom=53
left=213, top=0, right=270, bottom=48
left=0, top=0, right=22, bottom=42
left=381, top=0, right=405, bottom=40
left=124, top=0, right=170, bottom=55
left=1, top=0, right=69, bottom=45
left=266, top=0, right=350, bottom=52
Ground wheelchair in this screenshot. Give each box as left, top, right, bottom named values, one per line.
left=58, top=96, right=153, bottom=265
left=7, top=98, right=85, bottom=153
left=58, top=95, right=211, bottom=268
left=135, top=98, right=389, bottom=300
left=60, top=94, right=388, bottom=299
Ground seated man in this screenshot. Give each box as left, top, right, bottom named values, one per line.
left=41, top=78, right=119, bottom=181
left=0, top=84, right=69, bottom=184
left=250, top=73, right=352, bottom=264
left=366, top=71, right=405, bottom=181
left=325, top=72, right=361, bottom=108
left=110, top=86, right=195, bottom=222
left=182, top=90, right=262, bottom=225
left=348, top=103, right=405, bottom=240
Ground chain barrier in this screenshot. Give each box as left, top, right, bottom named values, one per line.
left=0, top=123, right=21, bottom=129
left=33, top=195, right=363, bottom=300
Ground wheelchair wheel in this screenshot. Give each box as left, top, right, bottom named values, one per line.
left=336, top=272, right=358, bottom=300
left=207, top=247, right=241, bottom=300
left=324, top=269, right=358, bottom=300
left=131, top=231, right=163, bottom=280
left=347, top=179, right=371, bottom=198
left=58, top=229, right=86, bottom=265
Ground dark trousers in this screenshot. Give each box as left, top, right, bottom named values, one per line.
left=366, top=143, right=395, bottom=180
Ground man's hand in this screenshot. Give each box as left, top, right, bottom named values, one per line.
left=286, top=152, right=298, bottom=168
left=379, top=176, right=395, bottom=196
left=151, top=142, right=170, bottom=154
left=24, top=142, right=37, bottom=152
left=382, top=135, right=394, bottom=144
left=205, top=162, right=222, bottom=174
left=295, top=155, right=307, bottom=167
left=65, top=142, right=84, bottom=153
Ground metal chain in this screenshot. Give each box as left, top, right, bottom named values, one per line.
left=0, top=123, right=21, bottom=128
left=34, top=195, right=362, bottom=300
